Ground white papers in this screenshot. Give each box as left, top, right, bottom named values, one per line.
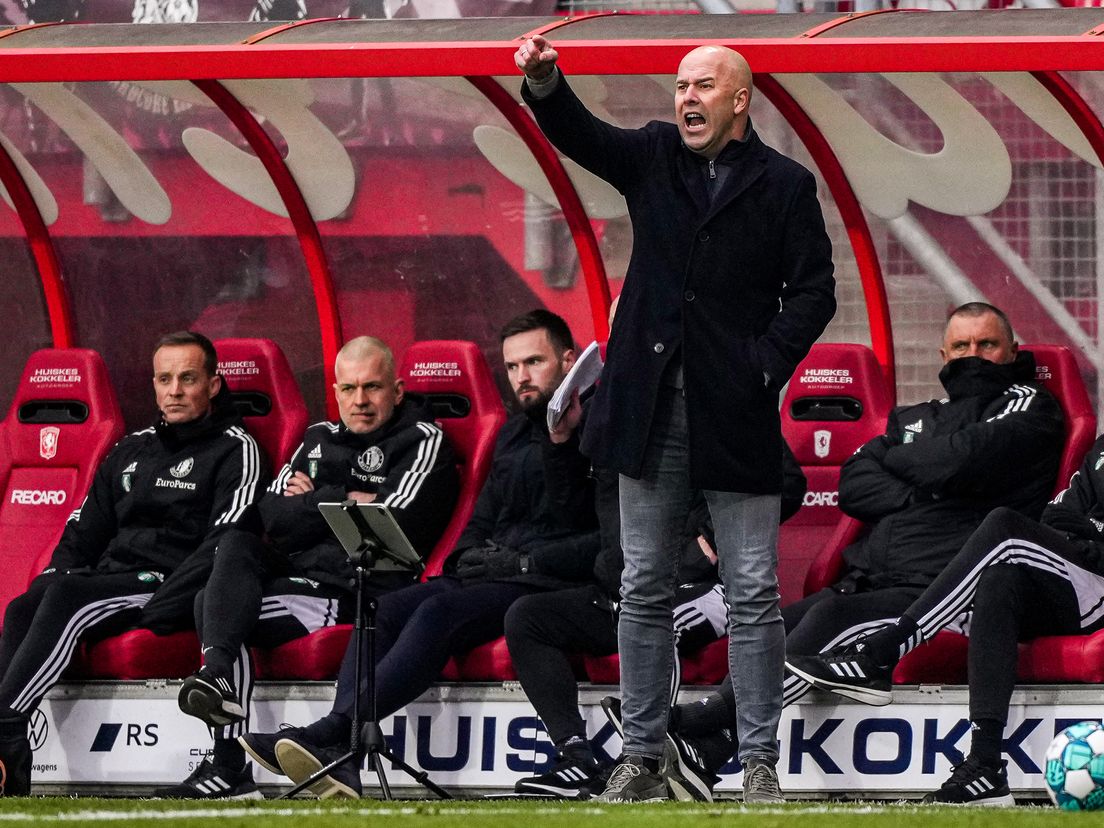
left=547, top=340, right=604, bottom=431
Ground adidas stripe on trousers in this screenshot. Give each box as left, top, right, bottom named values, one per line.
left=0, top=571, right=159, bottom=714
left=893, top=506, right=1104, bottom=724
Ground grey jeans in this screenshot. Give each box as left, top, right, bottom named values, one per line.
left=617, top=386, right=783, bottom=764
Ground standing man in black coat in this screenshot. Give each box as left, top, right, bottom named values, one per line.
left=516, top=39, right=836, bottom=802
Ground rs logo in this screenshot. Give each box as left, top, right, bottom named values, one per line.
left=90, top=723, right=159, bottom=751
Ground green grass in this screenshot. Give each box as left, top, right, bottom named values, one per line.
left=0, top=799, right=1081, bottom=827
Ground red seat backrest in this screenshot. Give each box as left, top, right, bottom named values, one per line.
left=779, top=344, right=894, bottom=606
left=213, top=338, right=308, bottom=472
left=399, top=341, right=506, bottom=578
left=801, top=343, right=1096, bottom=601
left=0, top=349, right=124, bottom=616
left=1021, top=344, right=1097, bottom=496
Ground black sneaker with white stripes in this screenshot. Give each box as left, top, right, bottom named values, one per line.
left=662, top=731, right=716, bottom=802
left=178, top=667, right=246, bottom=727
left=922, top=756, right=1014, bottom=806
left=785, top=644, right=892, bottom=706
left=152, top=759, right=263, bottom=800
left=514, top=758, right=601, bottom=799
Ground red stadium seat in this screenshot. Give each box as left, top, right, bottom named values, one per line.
left=74, top=630, right=201, bottom=681
left=400, top=340, right=507, bottom=579
left=0, top=349, right=124, bottom=624
left=254, top=626, right=350, bottom=681
left=75, top=338, right=306, bottom=680
left=779, top=344, right=894, bottom=607
left=400, top=340, right=510, bottom=681
left=1022, top=344, right=1097, bottom=497
left=888, top=344, right=1097, bottom=685
left=214, top=338, right=309, bottom=472
left=254, top=340, right=506, bottom=680
left=450, top=637, right=517, bottom=681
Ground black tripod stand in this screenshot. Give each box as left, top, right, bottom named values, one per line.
left=280, top=501, right=451, bottom=800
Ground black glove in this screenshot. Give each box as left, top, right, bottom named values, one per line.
left=454, top=543, right=524, bottom=582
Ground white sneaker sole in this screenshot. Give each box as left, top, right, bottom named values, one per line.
left=513, top=781, right=591, bottom=800
left=178, top=675, right=245, bottom=727
left=923, top=792, right=1015, bottom=807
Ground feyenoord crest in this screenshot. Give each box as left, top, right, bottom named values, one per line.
left=122, top=461, right=137, bottom=493
left=814, top=429, right=831, bottom=459
left=357, top=446, right=384, bottom=473
left=170, top=457, right=194, bottom=479
left=39, top=426, right=59, bottom=460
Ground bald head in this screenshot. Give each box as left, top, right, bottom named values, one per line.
left=683, top=46, right=753, bottom=97
left=675, top=45, right=753, bottom=160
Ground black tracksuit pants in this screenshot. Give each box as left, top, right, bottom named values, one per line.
left=194, top=529, right=366, bottom=739
left=0, top=571, right=160, bottom=714
left=504, top=582, right=727, bottom=747
left=781, top=583, right=924, bottom=705
left=891, top=506, right=1104, bottom=724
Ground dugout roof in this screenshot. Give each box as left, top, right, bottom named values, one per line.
left=4, top=10, right=1104, bottom=421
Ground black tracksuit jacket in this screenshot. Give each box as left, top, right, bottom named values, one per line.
left=1042, top=433, right=1104, bottom=573
left=45, top=387, right=266, bottom=629
left=839, top=352, right=1066, bottom=590
left=443, top=409, right=600, bottom=589
left=261, top=394, right=459, bottom=591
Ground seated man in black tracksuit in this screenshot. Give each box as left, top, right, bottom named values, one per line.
left=159, top=336, right=459, bottom=800
left=665, top=302, right=1066, bottom=763
left=506, top=445, right=805, bottom=802
left=0, top=331, right=265, bottom=797
left=788, top=438, right=1104, bottom=806
left=238, top=309, right=600, bottom=798
left=776, top=302, right=1064, bottom=700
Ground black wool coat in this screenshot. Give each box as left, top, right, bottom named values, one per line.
left=524, top=73, right=837, bottom=493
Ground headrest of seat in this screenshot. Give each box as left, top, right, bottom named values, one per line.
left=4, top=349, right=122, bottom=468
left=400, top=340, right=503, bottom=419
left=9, top=349, right=119, bottom=423
left=783, top=344, right=894, bottom=466
left=214, top=338, right=302, bottom=402
left=213, top=338, right=307, bottom=468
left=1022, top=344, right=1094, bottom=420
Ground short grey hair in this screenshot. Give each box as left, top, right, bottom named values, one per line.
left=335, top=336, right=396, bottom=378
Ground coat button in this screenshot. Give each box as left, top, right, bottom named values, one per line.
left=698, top=230, right=709, bottom=242
left=654, top=342, right=665, bottom=354
left=684, top=290, right=695, bottom=302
